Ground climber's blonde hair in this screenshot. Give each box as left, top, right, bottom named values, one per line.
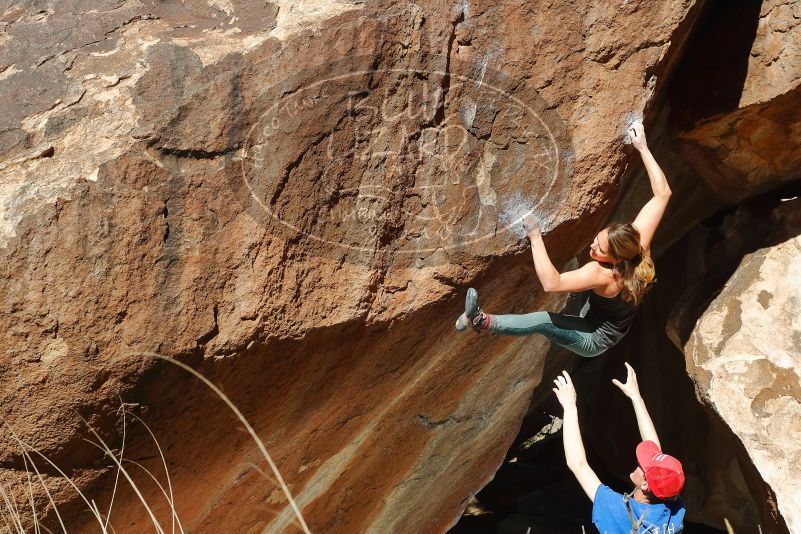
left=606, top=223, right=655, bottom=305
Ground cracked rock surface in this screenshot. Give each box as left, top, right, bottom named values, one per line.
left=0, top=0, right=743, bottom=532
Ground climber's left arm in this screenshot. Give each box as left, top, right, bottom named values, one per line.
left=630, top=122, right=671, bottom=252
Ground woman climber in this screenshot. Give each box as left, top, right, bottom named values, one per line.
left=455, top=122, right=671, bottom=358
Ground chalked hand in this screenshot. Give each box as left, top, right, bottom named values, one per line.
left=629, top=121, right=647, bottom=152
left=523, top=213, right=541, bottom=240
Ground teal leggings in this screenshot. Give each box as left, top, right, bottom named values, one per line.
left=486, top=312, right=608, bottom=358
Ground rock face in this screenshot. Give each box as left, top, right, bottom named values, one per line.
left=676, top=0, right=801, bottom=201
left=678, top=85, right=801, bottom=202
left=0, top=0, right=709, bottom=532
left=667, top=4, right=801, bottom=528
left=686, top=231, right=801, bottom=533
left=673, top=195, right=801, bottom=534
left=592, top=4, right=801, bottom=529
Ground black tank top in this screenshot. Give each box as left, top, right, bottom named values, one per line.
left=580, top=289, right=638, bottom=347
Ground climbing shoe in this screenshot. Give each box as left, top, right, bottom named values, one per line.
left=455, top=287, right=486, bottom=332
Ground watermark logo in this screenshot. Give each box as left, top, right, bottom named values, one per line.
left=239, top=58, right=572, bottom=260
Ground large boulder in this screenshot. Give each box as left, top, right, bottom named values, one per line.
left=676, top=195, right=801, bottom=534
left=0, top=0, right=707, bottom=531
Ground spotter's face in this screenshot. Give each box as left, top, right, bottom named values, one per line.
left=630, top=466, right=646, bottom=489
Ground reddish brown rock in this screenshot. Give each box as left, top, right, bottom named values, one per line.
left=678, top=86, right=801, bottom=202
left=0, top=0, right=710, bottom=532
left=675, top=0, right=801, bottom=202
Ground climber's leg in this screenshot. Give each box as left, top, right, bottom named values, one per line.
left=455, top=288, right=606, bottom=357
left=487, top=311, right=606, bottom=357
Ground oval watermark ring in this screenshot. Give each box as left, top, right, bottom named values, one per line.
left=239, top=60, right=571, bottom=256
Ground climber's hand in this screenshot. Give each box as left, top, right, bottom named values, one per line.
left=523, top=213, right=542, bottom=240
left=553, top=371, right=577, bottom=409
left=629, top=121, right=647, bottom=152
left=612, top=362, right=642, bottom=400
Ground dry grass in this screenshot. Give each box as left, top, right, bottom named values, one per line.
left=0, top=352, right=311, bottom=533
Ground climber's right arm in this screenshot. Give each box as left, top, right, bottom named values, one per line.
left=532, top=248, right=605, bottom=293
left=524, top=214, right=605, bottom=293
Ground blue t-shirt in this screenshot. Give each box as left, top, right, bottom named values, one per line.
left=592, top=484, right=685, bottom=534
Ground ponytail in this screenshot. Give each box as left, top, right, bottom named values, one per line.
left=606, top=223, right=657, bottom=305
left=618, top=248, right=655, bottom=305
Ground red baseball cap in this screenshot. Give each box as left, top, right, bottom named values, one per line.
left=636, top=440, right=685, bottom=499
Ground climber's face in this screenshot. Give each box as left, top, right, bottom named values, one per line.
left=590, top=228, right=613, bottom=263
